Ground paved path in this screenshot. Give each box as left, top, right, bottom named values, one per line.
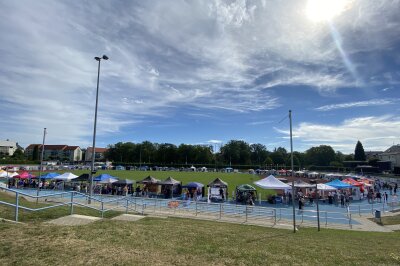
left=46, top=214, right=101, bottom=226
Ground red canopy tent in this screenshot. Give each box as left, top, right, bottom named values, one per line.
left=14, top=171, right=36, bottom=179
left=343, top=178, right=364, bottom=193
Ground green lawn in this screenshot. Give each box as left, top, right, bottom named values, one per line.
left=378, top=214, right=400, bottom=226
left=34, top=170, right=275, bottom=198
left=1, top=191, right=400, bottom=265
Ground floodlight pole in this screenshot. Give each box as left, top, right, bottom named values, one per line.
left=89, top=55, right=108, bottom=204
left=37, top=128, right=47, bottom=199
left=316, top=184, right=320, bottom=231
left=289, top=110, right=296, bottom=233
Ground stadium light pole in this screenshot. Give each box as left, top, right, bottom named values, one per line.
left=36, top=128, right=47, bottom=199
left=289, top=110, right=297, bottom=233
left=89, top=55, right=108, bottom=204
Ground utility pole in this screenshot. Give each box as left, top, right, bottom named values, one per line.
left=289, top=110, right=296, bottom=233
left=37, top=128, right=47, bottom=199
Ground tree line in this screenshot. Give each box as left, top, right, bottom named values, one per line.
left=103, top=140, right=367, bottom=168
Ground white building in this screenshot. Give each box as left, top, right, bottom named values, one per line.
left=0, top=140, right=18, bottom=156
left=378, top=145, right=400, bottom=171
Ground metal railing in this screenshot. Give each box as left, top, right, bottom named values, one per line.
left=0, top=187, right=364, bottom=228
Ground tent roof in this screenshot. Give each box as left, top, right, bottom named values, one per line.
left=182, top=182, right=204, bottom=188
left=74, top=174, right=90, bottom=182
left=293, top=180, right=314, bottom=188
left=113, top=179, right=134, bottom=185
left=159, top=177, right=181, bottom=185
left=38, top=172, right=60, bottom=179
left=15, top=171, right=35, bottom=179
left=138, top=175, right=160, bottom=184
left=317, top=183, right=337, bottom=191
left=342, top=178, right=364, bottom=187
left=98, top=177, right=119, bottom=184
left=94, top=174, right=118, bottom=182
left=325, top=179, right=353, bottom=189
left=54, top=172, right=78, bottom=181
left=207, top=178, right=228, bottom=187
left=254, top=175, right=291, bottom=190
left=236, top=184, right=257, bottom=191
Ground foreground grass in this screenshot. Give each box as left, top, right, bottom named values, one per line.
left=379, top=214, right=400, bottom=226
left=1, top=192, right=400, bottom=265
left=0, top=216, right=399, bottom=265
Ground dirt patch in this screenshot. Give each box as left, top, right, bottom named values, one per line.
left=46, top=214, right=101, bottom=226
left=111, top=214, right=146, bottom=222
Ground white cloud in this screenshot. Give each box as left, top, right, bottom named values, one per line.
left=276, top=115, right=400, bottom=153
left=315, top=99, right=397, bottom=111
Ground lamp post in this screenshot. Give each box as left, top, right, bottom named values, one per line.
left=89, top=55, right=108, bottom=203
left=37, top=128, right=47, bottom=199
left=289, top=110, right=296, bottom=233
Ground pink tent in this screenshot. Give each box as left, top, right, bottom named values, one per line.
left=14, top=171, right=36, bottom=179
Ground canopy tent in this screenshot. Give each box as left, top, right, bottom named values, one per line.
left=254, top=175, right=291, bottom=190
left=342, top=178, right=364, bottom=187
left=159, top=177, right=181, bottom=186
left=182, top=182, right=204, bottom=189
left=98, top=177, right=119, bottom=184
left=207, top=178, right=228, bottom=203
left=277, top=177, right=288, bottom=182
left=94, top=174, right=118, bottom=182
left=207, top=178, right=228, bottom=188
left=8, top=172, right=19, bottom=178
left=325, top=179, right=353, bottom=189
left=138, top=175, right=160, bottom=184
left=113, top=179, right=134, bottom=185
left=14, top=171, right=36, bottom=179
left=236, top=184, right=257, bottom=205
left=182, top=182, right=204, bottom=200
left=0, top=170, right=8, bottom=178
left=316, top=183, right=337, bottom=191
left=74, top=174, right=90, bottom=182
left=37, top=172, right=60, bottom=180
left=54, top=172, right=78, bottom=181
left=292, top=180, right=314, bottom=188
left=159, top=177, right=182, bottom=198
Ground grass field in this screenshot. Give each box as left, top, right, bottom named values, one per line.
left=1, top=191, right=400, bottom=265
left=33, top=170, right=275, bottom=198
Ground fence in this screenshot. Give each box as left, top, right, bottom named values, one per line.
left=0, top=187, right=359, bottom=228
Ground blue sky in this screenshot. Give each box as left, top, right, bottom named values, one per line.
left=0, top=0, right=399, bottom=153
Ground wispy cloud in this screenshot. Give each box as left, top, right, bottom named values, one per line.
left=315, top=99, right=397, bottom=111
left=275, top=115, right=400, bottom=153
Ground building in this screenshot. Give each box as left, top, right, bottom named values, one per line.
left=378, top=145, right=400, bottom=171
left=25, top=144, right=82, bottom=162
left=365, top=151, right=383, bottom=160
left=85, top=147, right=108, bottom=162
left=0, top=140, right=18, bottom=156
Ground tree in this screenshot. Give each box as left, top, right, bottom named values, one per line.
left=354, top=141, right=366, bottom=161
left=250, top=144, right=269, bottom=166
left=12, top=148, right=25, bottom=160
left=220, top=140, right=251, bottom=165
left=305, top=145, right=335, bottom=166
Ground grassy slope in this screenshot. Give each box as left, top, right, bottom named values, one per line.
left=1, top=191, right=400, bottom=265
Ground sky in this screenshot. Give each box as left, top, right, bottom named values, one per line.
left=0, top=0, right=399, bottom=154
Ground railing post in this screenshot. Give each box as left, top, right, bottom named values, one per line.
left=15, top=192, right=19, bottom=222
left=349, top=213, right=352, bottom=229
left=358, top=205, right=361, bottom=216
left=101, top=202, right=104, bottom=218
left=195, top=201, right=198, bottom=216
left=219, top=204, right=222, bottom=219
left=301, top=212, right=304, bottom=224
left=70, top=192, right=74, bottom=215
left=325, top=211, right=328, bottom=226
left=371, top=201, right=374, bottom=215
left=274, top=209, right=277, bottom=224
left=245, top=205, right=248, bottom=222
left=134, top=197, right=137, bottom=212
left=126, top=198, right=129, bottom=214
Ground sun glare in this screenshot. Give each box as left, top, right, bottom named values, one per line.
left=306, top=0, right=350, bottom=22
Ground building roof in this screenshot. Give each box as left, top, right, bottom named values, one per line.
left=383, top=145, right=400, bottom=154
left=0, top=140, right=17, bottom=147
left=87, top=147, right=108, bottom=153
left=64, top=146, right=80, bottom=151
left=26, top=144, right=68, bottom=150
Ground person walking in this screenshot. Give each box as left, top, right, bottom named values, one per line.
left=340, top=192, right=345, bottom=207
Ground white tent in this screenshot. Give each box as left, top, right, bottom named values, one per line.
left=54, top=172, right=78, bottom=181
left=254, top=175, right=291, bottom=189
left=317, top=183, right=337, bottom=191
left=0, top=171, right=8, bottom=178
left=8, top=172, right=19, bottom=177
left=98, top=177, right=118, bottom=184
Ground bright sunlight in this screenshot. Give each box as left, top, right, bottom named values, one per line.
left=306, top=0, right=351, bottom=22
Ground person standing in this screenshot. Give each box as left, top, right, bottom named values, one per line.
left=340, top=192, right=345, bottom=207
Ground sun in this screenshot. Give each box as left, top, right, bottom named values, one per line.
left=306, top=0, right=351, bottom=22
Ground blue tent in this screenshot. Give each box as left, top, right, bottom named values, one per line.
left=325, top=179, right=353, bottom=189
left=93, top=174, right=118, bottom=182
left=39, top=172, right=60, bottom=180
left=182, top=182, right=204, bottom=188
